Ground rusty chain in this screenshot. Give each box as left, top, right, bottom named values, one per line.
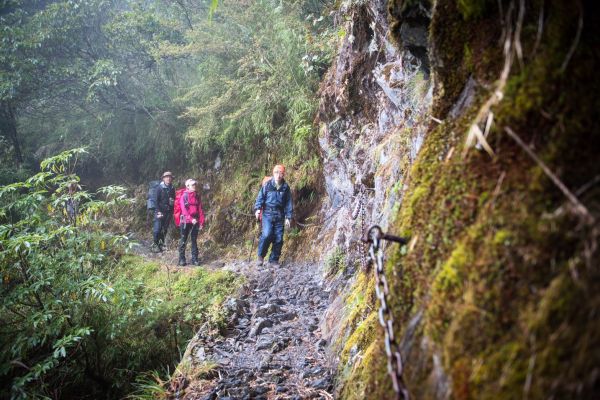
left=351, top=184, right=368, bottom=270
left=362, top=225, right=409, bottom=400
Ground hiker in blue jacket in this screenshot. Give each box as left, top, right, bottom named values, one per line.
left=151, top=171, right=176, bottom=252
left=254, top=164, right=293, bottom=267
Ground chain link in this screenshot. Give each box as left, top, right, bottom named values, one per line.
left=351, top=187, right=362, bottom=220
left=351, top=184, right=368, bottom=270
left=363, top=225, right=409, bottom=400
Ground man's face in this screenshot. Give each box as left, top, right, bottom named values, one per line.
left=273, top=168, right=284, bottom=184
left=163, top=176, right=173, bottom=185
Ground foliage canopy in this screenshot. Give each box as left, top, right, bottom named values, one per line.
left=1, top=0, right=335, bottom=185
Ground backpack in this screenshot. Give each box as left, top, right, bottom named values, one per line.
left=147, top=180, right=161, bottom=210
left=173, top=188, right=189, bottom=227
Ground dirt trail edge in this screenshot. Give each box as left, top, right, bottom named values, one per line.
left=169, top=259, right=337, bottom=400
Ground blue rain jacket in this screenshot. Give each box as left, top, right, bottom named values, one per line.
left=254, top=179, right=293, bottom=219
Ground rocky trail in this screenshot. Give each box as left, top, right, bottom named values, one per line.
left=136, top=239, right=337, bottom=399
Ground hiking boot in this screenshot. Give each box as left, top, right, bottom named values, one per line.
left=191, top=259, right=200, bottom=266
left=269, top=260, right=281, bottom=268
left=256, top=257, right=264, bottom=267
left=178, top=258, right=187, bottom=266
left=151, top=243, right=161, bottom=253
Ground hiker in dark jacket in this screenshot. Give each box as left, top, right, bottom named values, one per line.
left=65, top=182, right=79, bottom=225
left=254, top=164, right=293, bottom=267
left=152, top=171, right=176, bottom=252
left=178, top=178, right=205, bottom=266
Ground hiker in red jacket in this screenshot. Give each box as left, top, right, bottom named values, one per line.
left=178, top=178, right=205, bottom=266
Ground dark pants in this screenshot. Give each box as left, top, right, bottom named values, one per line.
left=153, top=212, right=172, bottom=246
left=258, top=211, right=285, bottom=262
left=179, top=222, right=199, bottom=262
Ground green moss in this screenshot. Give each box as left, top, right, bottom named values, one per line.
left=336, top=270, right=393, bottom=400
left=115, top=255, right=243, bottom=331
left=526, top=274, right=575, bottom=335
left=426, top=239, right=479, bottom=344
left=340, top=312, right=378, bottom=363
left=340, top=339, right=392, bottom=400
left=463, top=43, right=473, bottom=72
left=430, top=0, right=503, bottom=116
left=492, top=229, right=512, bottom=246
left=409, top=185, right=429, bottom=212
left=470, top=341, right=528, bottom=399
left=119, top=254, right=161, bottom=280
left=339, top=340, right=372, bottom=400
left=341, top=271, right=376, bottom=336
left=477, top=190, right=489, bottom=207
left=501, top=65, right=548, bottom=123
left=337, top=0, right=600, bottom=398
left=457, top=0, right=490, bottom=20
left=433, top=242, right=470, bottom=292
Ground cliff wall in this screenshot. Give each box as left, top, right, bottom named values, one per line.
left=316, top=0, right=599, bottom=398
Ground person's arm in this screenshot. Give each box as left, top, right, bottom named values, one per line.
left=284, top=186, right=293, bottom=220
left=154, top=188, right=164, bottom=216
left=254, top=186, right=265, bottom=218
left=152, top=188, right=160, bottom=211
left=197, top=195, right=205, bottom=227
left=180, top=192, right=191, bottom=220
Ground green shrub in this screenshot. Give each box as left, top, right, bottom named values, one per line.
left=0, top=149, right=242, bottom=399
left=325, top=246, right=347, bottom=276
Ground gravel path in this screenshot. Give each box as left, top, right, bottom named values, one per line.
left=171, top=260, right=336, bottom=400
left=133, top=237, right=336, bottom=399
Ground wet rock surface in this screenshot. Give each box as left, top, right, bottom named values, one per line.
left=173, top=260, right=336, bottom=399
left=316, top=0, right=432, bottom=261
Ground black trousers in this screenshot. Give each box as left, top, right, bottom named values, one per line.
left=178, top=223, right=199, bottom=261
left=153, top=212, right=172, bottom=245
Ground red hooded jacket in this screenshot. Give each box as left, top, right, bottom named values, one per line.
left=180, top=190, right=205, bottom=226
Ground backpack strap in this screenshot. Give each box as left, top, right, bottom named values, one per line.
left=183, top=192, right=189, bottom=209
left=264, top=180, right=276, bottom=193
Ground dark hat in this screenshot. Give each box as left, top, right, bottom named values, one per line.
left=161, top=171, right=174, bottom=178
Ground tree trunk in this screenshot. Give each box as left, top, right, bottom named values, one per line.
left=0, top=101, right=23, bottom=165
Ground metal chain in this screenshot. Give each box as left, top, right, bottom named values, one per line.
left=363, top=225, right=409, bottom=400
left=351, top=184, right=368, bottom=270
left=359, top=191, right=367, bottom=270
left=351, top=185, right=363, bottom=220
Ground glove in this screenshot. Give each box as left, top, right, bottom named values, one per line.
left=285, top=218, right=291, bottom=229
left=255, top=210, right=261, bottom=220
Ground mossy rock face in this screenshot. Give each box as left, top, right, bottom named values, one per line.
left=336, top=0, right=599, bottom=398
left=429, top=0, right=502, bottom=117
